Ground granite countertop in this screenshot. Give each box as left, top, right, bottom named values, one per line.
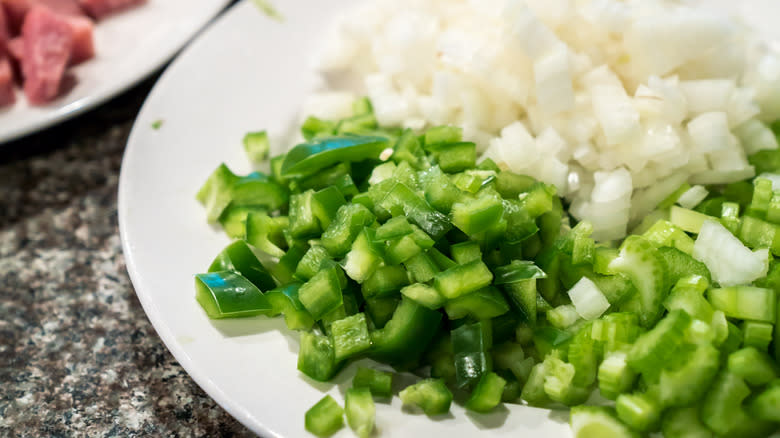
left=0, top=80, right=254, bottom=437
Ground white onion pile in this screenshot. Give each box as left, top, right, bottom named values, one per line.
left=309, top=0, right=780, bottom=240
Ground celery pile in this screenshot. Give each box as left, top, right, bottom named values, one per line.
left=195, top=99, right=780, bottom=437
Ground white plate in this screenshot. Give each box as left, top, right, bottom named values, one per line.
left=119, top=1, right=779, bottom=437
left=0, top=0, right=230, bottom=144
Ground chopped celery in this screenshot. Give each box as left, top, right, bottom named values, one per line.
left=741, top=320, right=774, bottom=351
left=615, top=392, right=661, bottom=432
left=727, top=347, right=778, bottom=386
left=661, top=407, right=713, bottom=438
left=598, top=351, right=636, bottom=400
left=609, top=236, right=668, bottom=326
left=569, top=406, right=639, bottom=438
left=749, top=382, right=780, bottom=422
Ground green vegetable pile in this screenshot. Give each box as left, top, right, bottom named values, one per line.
left=195, top=98, right=780, bottom=437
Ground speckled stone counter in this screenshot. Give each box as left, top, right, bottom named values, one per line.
left=0, top=81, right=254, bottom=437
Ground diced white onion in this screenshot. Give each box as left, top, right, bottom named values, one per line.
left=676, top=185, right=709, bottom=209
left=568, top=277, right=611, bottom=320
left=315, top=0, right=780, bottom=240
left=687, top=112, right=731, bottom=152
left=693, top=220, right=769, bottom=287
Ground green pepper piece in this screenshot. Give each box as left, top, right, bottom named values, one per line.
left=297, top=162, right=351, bottom=192
left=423, top=125, right=462, bottom=148
left=352, top=367, right=393, bottom=398
left=451, top=191, right=504, bottom=235
left=298, top=332, right=342, bottom=381
left=295, top=245, right=331, bottom=282
left=195, top=271, right=272, bottom=319
left=242, top=130, right=270, bottom=164
left=230, top=171, right=288, bottom=211
left=502, top=199, right=539, bottom=243
left=208, top=240, right=277, bottom=291
left=331, top=313, right=372, bottom=362
left=269, top=243, right=307, bottom=286
left=369, top=297, right=443, bottom=368
left=264, top=283, right=314, bottom=331
left=494, top=260, right=547, bottom=285
left=444, top=286, right=510, bottom=320
left=244, top=212, right=286, bottom=258
left=345, top=387, right=375, bottom=438
left=361, top=265, right=409, bottom=298
left=321, top=203, right=377, bottom=257
left=399, top=379, right=453, bottom=416
left=403, top=252, right=440, bottom=283
left=196, top=163, right=240, bottom=223
left=374, top=216, right=414, bottom=241
left=465, top=372, right=507, bottom=413
left=301, top=116, right=336, bottom=141
left=304, top=395, right=344, bottom=437
left=495, top=171, right=536, bottom=199
left=429, top=142, right=476, bottom=173
left=217, top=205, right=266, bottom=239
left=377, top=182, right=452, bottom=240
left=298, top=265, right=343, bottom=320
left=433, top=259, right=493, bottom=299
left=392, top=129, right=429, bottom=170
left=281, top=136, right=390, bottom=178
left=452, top=320, right=493, bottom=389
left=311, top=187, right=347, bottom=230
left=418, top=165, right=465, bottom=213
left=270, top=154, right=286, bottom=184
left=363, top=296, right=400, bottom=329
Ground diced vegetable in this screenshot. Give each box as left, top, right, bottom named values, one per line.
left=196, top=105, right=780, bottom=438
left=243, top=130, right=270, bottom=163
left=352, top=367, right=393, bottom=398
left=569, top=406, right=639, bottom=438
left=305, top=395, right=344, bottom=437
left=399, top=379, right=453, bottom=416
left=693, top=219, right=769, bottom=287
left=195, top=271, right=273, bottom=319
left=464, top=372, right=506, bottom=413
left=345, top=388, right=375, bottom=438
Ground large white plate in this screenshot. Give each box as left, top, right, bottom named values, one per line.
left=0, top=0, right=230, bottom=144
left=119, top=1, right=780, bottom=437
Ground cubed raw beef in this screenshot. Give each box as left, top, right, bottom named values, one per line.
left=6, top=35, right=22, bottom=60
left=78, top=0, right=143, bottom=20
left=64, top=14, right=92, bottom=64
left=0, top=5, right=9, bottom=51
left=0, top=56, right=15, bottom=106
left=21, top=6, right=73, bottom=104
left=3, top=0, right=86, bottom=32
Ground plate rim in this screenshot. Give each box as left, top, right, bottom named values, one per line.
left=0, top=0, right=232, bottom=145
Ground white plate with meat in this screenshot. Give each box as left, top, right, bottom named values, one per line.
left=0, top=0, right=231, bottom=144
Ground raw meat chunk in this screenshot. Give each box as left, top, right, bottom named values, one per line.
left=3, top=0, right=86, bottom=34
left=0, top=56, right=15, bottom=106
left=64, top=14, right=92, bottom=64
left=6, top=35, right=22, bottom=60
left=21, top=6, right=73, bottom=104
left=78, top=0, right=144, bottom=19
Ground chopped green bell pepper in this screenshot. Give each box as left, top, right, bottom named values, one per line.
left=195, top=271, right=273, bottom=319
